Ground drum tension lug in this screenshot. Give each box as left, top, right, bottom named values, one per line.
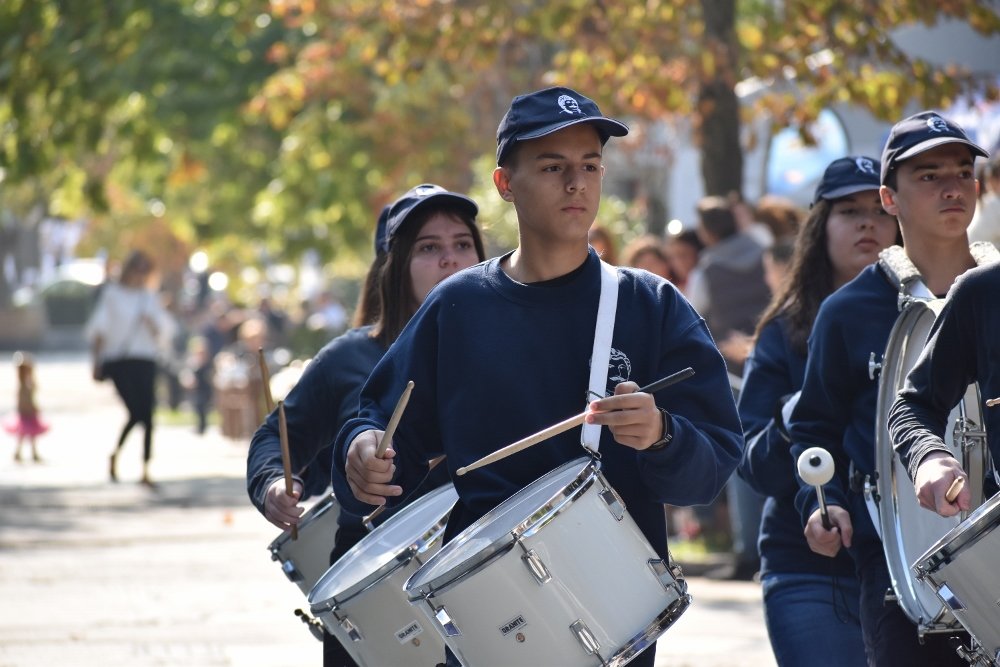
left=519, top=543, right=553, bottom=585
left=431, top=604, right=462, bottom=637
left=599, top=485, right=626, bottom=522
left=868, top=352, right=882, bottom=381
left=280, top=559, right=304, bottom=583
left=569, top=619, right=606, bottom=663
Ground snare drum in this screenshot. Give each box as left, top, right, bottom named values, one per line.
left=268, top=491, right=341, bottom=596
left=308, top=483, right=457, bottom=667
left=404, top=457, right=690, bottom=667
left=873, top=299, right=989, bottom=635
left=914, top=492, right=1000, bottom=667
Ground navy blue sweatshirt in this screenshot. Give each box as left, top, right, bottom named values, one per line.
left=738, top=316, right=856, bottom=577
left=889, top=262, right=1000, bottom=475
left=787, top=264, right=902, bottom=548
left=247, top=326, right=385, bottom=526
left=333, top=249, right=743, bottom=558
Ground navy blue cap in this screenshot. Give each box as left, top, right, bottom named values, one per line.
left=382, top=184, right=478, bottom=253
left=880, top=111, right=988, bottom=185
left=813, top=156, right=881, bottom=206
left=373, top=205, right=390, bottom=255
left=496, top=86, right=629, bottom=166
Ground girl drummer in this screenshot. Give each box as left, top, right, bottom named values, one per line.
left=738, top=156, right=899, bottom=666
left=246, top=184, right=485, bottom=667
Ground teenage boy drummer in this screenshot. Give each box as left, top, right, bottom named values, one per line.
left=332, top=86, right=743, bottom=667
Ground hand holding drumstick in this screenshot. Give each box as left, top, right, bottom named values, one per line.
left=457, top=368, right=695, bottom=476
left=913, top=451, right=971, bottom=517
left=346, top=382, right=414, bottom=510
left=257, top=348, right=299, bottom=539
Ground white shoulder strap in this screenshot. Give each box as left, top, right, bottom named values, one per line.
left=581, top=261, right=620, bottom=453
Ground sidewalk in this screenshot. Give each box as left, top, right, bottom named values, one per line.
left=0, top=352, right=775, bottom=666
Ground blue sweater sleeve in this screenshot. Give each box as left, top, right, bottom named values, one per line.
left=636, top=313, right=744, bottom=506
left=332, top=311, right=441, bottom=516
left=247, top=329, right=381, bottom=515
left=788, top=304, right=853, bottom=525
left=737, top=317, right=803, bottom=498
left=889, top=279, right=979, bottom=481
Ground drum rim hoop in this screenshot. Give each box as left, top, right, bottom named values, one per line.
left=307, top=484, right=456, bottom=608
left=404, top=457, right=599, bottom=597
left=266, top=492, right=338, bottom=552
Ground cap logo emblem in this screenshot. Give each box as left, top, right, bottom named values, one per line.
left=557, top=94, right=582, bottom=115
left=414, top=185, right=438, bottom=198
left=855, top=157, right=876, bottom=176
left=926, top=116, right=949, bottom=133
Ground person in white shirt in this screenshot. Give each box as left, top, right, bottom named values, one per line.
left=86, top=250, right=175, bottom=487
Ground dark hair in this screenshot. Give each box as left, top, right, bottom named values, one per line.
left=372, top=203, right=485, bottom=347
left=697, top=196, right=738, bottom=240
left=120, top=249, right=154, bottom=284
left=755, top=199, right=900, bottom=355
left=351, top=252, right=387, bottom=328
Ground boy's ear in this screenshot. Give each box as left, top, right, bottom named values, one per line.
left=493, top=167, right=513, bottom=201
left=880, top=185, right=899, bottom=216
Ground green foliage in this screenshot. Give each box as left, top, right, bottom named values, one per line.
left=1, top=0, right=997, bottom=294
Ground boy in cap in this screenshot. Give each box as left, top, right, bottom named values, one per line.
left=332, top=87, right=742, bottom=667
left=787, top=111, right=990, bottom=665
left=888, top=260, right=1000, bottom=515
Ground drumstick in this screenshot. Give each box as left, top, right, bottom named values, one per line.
left=945, top=476, right=965, bottom=503
left=375, top=380, right=415, bottom=458
left=258, top=347, right=275, bottom=413
left=456, top=367, right=695, bottom=477
left=277, top=400, right=298, bottom=540
left=361, top=381, right=416, bottom=529
left=986, top=397, right=999, bottom=408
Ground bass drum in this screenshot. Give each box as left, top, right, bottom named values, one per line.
left=873, top=298, right=989, bottom=635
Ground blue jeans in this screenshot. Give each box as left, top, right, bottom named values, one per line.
left=761, top=571, right=866, bottom=667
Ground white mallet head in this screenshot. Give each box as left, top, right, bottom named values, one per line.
left=797, top=447, right=835, bottom=487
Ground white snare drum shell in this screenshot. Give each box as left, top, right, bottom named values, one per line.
left=405, top=458, right=690, bottom=667
left=308, top=484, right=457, bottom=667
left=914, top=492, right=1000, bottom=663
left=267, top=492, right=341, bottom=596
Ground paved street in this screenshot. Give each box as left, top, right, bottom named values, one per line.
left=0, top=352, right=775, bottom=667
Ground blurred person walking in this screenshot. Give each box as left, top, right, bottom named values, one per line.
left=85, top=250, right=175, bottom=487
left=4, top=351, right=49, bottom=463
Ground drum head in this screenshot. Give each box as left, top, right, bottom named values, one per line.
left=405, top=457, right=597, bottom=597
left=875, top=299, right=985, bottom=629
left=308, top=483, right=457, bottom=607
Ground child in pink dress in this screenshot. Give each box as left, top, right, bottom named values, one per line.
left=4, top=352, right=49, bottom=462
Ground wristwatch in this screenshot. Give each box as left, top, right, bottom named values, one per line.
left=646, top=408, right=673, bottom=451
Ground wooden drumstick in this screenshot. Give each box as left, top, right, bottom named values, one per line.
left=945, top=476, right=965, bottom=503
left=277, top=400, right=298, bottom=540
left=456, top=367, right=695, bottom=476
left=362, top=381, right=415, bottom=528
left=258, top=347, right=275, bottom=413
left=375, top=380, right=415, bottom=458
